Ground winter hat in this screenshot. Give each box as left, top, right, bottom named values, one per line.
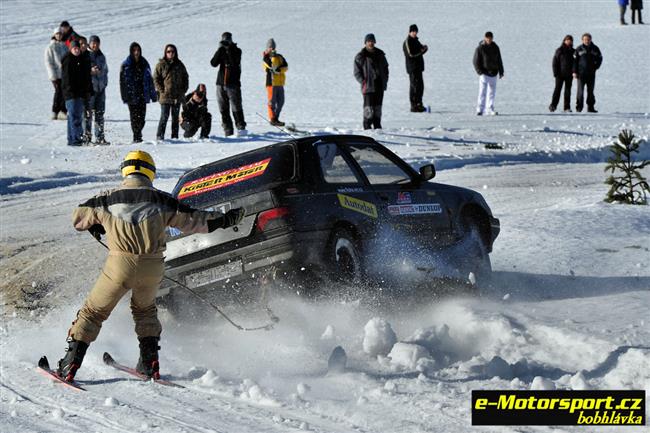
left=163, top=43, right=177, bottom=58
left=222, top=32, right=232, bottom=42
left=89, top=35, right=100, bottom=44
left=69, top=40, right=80, bottom=49
left=485, top=31, right=494, bottom=38
left=52, top=26, right=62, bottom=35
left=266, top=38, right=276, bottom=50
left=60, top=20, right=70, bottom=28
left=364, top=33, right=376, bottom=43
left=409, top=24, right=418, bottom=33
left=130, top=41, right=142, bottom=54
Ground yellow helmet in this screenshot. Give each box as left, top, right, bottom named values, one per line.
left=120, top=150, right=156, bottom=181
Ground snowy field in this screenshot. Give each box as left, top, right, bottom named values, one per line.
left=1, top=1, right=649, bottom=432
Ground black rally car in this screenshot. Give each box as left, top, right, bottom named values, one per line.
left=158, top=135, right=499, bottom=301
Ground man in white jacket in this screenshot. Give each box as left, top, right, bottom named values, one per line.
left=44, top=26, right=69, bottom=120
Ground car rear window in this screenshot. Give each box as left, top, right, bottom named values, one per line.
left=172, top=144, right=295, bottom=207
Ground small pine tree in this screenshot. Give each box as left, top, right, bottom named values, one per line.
left=604, top=129, right=649, bottom=205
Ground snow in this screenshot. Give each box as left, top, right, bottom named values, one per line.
left=1, top=1, right=650, bottom=432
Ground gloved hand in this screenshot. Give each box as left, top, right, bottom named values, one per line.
left=224, top=207, right=245, bottom=228
left=89, top=224, right=106, bottom=240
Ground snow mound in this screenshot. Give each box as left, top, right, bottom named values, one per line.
left=320, top=324, right=335, bottom=340
left=363, top=318, right=397, bottom=357
left=530, top=376, right=556, bottom=390
left=388, top=342, right=431, bottom=370
left=569, top=371, right=591, bottom=390
left=240, top=379, right=281, bottom=407
left=194, top=369, right=220, bottom=387
left=600, top=349, right=650, bottom=390
left=104, top=397, right=120, bottom=407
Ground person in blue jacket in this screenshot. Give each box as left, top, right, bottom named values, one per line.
left=120, top=42, right=157, bottom=143
left=619, top=0, right=630, bottom=24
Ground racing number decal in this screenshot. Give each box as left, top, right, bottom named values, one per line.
left=178, top=158, right=271, bottom=199
left=337, top=194, right=378, bottom=219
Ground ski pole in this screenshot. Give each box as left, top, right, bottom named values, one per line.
left=255, top=112, right=297, bottom=139
left=90, top=234, right=279, bottom=331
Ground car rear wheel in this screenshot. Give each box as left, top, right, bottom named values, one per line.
left=329, top=228, right=363, bottom=285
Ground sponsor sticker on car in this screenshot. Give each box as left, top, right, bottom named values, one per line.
left=388, top=203, right=442, bottom=215
left=178, top=158, right=271, bottom=199
left=337, top=194, right=378, bottom=218
left=397, top=192, right=412, bottom=204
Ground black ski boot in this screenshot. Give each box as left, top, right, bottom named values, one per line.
left=136, top=336, right=160, bottom=379
left=57, top=337, right=89, bottom=382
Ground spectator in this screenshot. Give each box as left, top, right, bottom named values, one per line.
left=210, top=32, right=247, bottom=136
left=180, top=84, right=212, bottom=139
left=619, top=0, right=630, bottom=24
left=59, top=21, right=81, bottom=49
left=549, top=35, right=575, bottom=113
left=263, top=38, right=288, bottom=126
left=403, top=24, right=428, bottom=112
left=84, top=35, right=109, bottom=145
left=119, top=42, right=157, bottom=143
left=44, top=26, right=68, bottom=120
left=353, top=33, right=389, bottom=129
left=61, top=40, right=92, bottom=146
left=153, top=44, right=189, bottom=140
left=631, top=0, right=644, bottom=23
left=573, top=33, right=603, bottom=113
left=473, top=31, right=504, bottom=116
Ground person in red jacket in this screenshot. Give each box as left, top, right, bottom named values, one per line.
left=59, top=21, right=81, bottom=49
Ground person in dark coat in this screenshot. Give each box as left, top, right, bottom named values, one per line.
left=210, top=32, right=246, bottom=136
left=473, top=31, right=504, bottom=115
left=61, top=40, right=92, bottom=146
left=354, top=33, right=389, bottom=129
left=549, top=35, right=575, bottom=113
left=84, top=35, right=109, bottom=144
left=631, top=0, right=644, bottom=24
left=403, top=24, right=428, bottom=112
left=180, top=84, right=212, bottom=139
left=119, top=42, right=157, bottom=143
left=59, top=20, right=81, bottom=49
left=153, top=44, right=189, bottom=140
left=573, top=33, right=602, bottom=113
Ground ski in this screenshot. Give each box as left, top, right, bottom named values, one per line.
left=285, top=123, right=309, bottom=135
left=102, top=352, right=185, bottom=388
left=36, top=356, right=86, bottom=391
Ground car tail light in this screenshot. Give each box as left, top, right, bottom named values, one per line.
left=256, top=207, right=290, bottom=232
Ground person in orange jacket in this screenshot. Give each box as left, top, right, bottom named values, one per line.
left=262, top=39, right=288, bottom=126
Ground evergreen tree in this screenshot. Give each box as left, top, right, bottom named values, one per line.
left=604, top=129, right=649, bottom=205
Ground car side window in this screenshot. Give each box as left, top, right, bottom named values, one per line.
left=346, top=143, right=412, bottom=185
left=316, top=142, right=362, bottom=184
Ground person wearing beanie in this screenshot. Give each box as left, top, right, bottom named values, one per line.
left=61, top=39, right=92, bottom=145
left=549, top=35, right=575, bottom=113
left=354, top=33, right=389, bottom=129
left=44, top=26, right=69, bottom=120
left=180, top=83, right=212, bottom=139
left=262, top=38, right=288, bottom=126
left=84, top=35, right=109, bottom=144
left=210, top=32, right=246, bottom=136
left=153, top=43, right=189, bottom=140
left=59, top=20, right=81, bottom=49
left=403, top=24, right=428, bottom=112
left=119, top=42, right=158, bottom=143
left=473, top=31, right=504, bottom=115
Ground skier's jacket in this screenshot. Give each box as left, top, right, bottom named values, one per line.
left=210, top=41, right=242, bottom=88
left=61, top=51, right=92, bottom=100
left=473, top=40, right=504, bottom=77
left=573, top=43, right=602, bottom=78
left=181, top=91, right=209, bottom=124
left=354, top=47, right=389, bottom=94
left=89, top=49, right=109, bottom=94
left=552, top=44, right=575, bottom=78
left=62, top=27, right=81, bottom=49
left=120, top=48, right=157, bottom=105
left=153, top=45, right=189, bottom=104
left=44, top=38, right=68, bottom=81
left=72, top=175, right=222, bottom=257
left=263, top=51, right=288, bottom=87
left=403, top=36, right=425, bottom=73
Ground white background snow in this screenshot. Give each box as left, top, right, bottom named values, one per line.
left=1, top=1, right=649, bottom=432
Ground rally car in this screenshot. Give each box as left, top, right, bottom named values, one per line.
left=158, top=135, right=500, bottom=305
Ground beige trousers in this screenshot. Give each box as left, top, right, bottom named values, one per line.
left=69, top=254, right=164, bottom=344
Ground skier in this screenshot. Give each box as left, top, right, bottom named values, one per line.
left=549, top=35, right=575, bottom=113
left=59, top=20, right=81, bottom=49
left=61, top=40, right=92, bottom=146
left=631, top=0, right=644, bottom=24
left=619, top=0, right=630, bottom=24
left=210, top=32, right=247, bottom=136
left=55, top=150, right=245, bottom=382
left=402, top=24, right=428, bottom=112
left=120, top=42, right=157, bottom=143
left=262, top=38, right=288, bottom=126
left=84, top=35, right=109, bottom=144
left=180, top=83, right=212, bottom=139
left=354, top=33, right=389, bottom=129
left=44, top=26, right=69, bottom=120
left=153, top=44, right=189, bottom=140
left=573, top=33, right=602, bottom=113
left=473, top=31, right=504, bottom=116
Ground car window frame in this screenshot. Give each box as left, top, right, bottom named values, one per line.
left=312, top=139, right=370, bottom=188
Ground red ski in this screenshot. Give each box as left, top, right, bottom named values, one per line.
left=102, top=352, right=184, bottom=388
left=36, top=356, right=86, bottom=391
